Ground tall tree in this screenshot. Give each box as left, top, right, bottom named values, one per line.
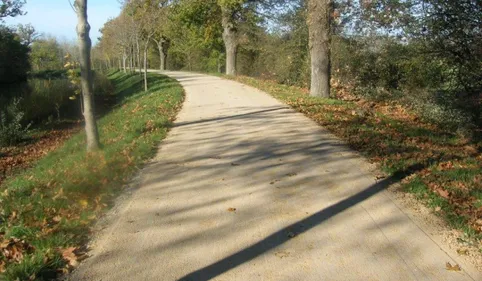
left=219, top=1, right=239, bottom=75
left=307, top=0, right=332, bottom=97
left=16, top=23, right=39, bottom=46
left=74, top=0, right=100, bottom=151
left=127, top=0, right=165, bottom=91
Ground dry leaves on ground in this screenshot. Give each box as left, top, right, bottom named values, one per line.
left=445, top=262, right=462, bottom=271
left=0, top=237, right=35, bottom=269
left=0, top=126, right=79, bottom=186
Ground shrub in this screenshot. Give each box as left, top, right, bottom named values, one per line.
left=0, top=98, right=31, bottom=146
left=22, top=78, right=75, bottom=122
left=93, top=72, right=115, bottom=97
left=404, top=89, right=473, bottom=130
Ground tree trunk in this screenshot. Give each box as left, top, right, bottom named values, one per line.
left=129, top=45, right=133, bottom=73
left=122, top=52, right=127, bottom=72
left=74, top=0, right=100, bottom=151
left=136, top=37, right=142, bottom=75
left=144, top=43, right=148, bottom=92
left=221, top=7, right=237, bottom=75
left=307, top=0, right=332, bottom=98
left=158, top=43, right=167, bottom=71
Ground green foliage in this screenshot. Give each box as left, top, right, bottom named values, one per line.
left=29, top=70, right=68, bottom=80
left=0, top=72, right=184, bottom=280
left=0, top=25, right=30, bottom=84
left=21, top=78, right=76, bottom=122
left=0, top=0, right=25, bottom=19
left=0, top=98, right=30, bottom=146
left=416, top=0, right=482, bottom=94
left=0, top=71, right=113, bottom=126
left=29, top=38, right=64, bottom=71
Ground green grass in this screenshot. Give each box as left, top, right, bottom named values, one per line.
left=0, top=71, right=184, bottom=280
left=227, top=75, right=482, bottom=245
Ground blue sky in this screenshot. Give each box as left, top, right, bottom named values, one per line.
left=4, top=0, right=122, bottom=43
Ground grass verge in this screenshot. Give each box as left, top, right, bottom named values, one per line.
left=227, top=75, right=482, bottom=247
left=0, top=71, right=184, bottom=280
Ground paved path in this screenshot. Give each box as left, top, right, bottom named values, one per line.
left=71, top=72, right=481, bottom=281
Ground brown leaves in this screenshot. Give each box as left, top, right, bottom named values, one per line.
left=61, top=247, right=79, bottom=268
left=59, top=246, right=88, bottom=271
left=445, top=262, right=461, bottom=271
left=438, top=161, right=454, bottom=171
left=0, top=259, right=5, bottom=273
left=0, top=238, right=35, bottom=265
left=436, top=187, right=450, bottom=199
left=227, top=207, right=236, bottom=212
left=0, top=126, right=79, bottom=186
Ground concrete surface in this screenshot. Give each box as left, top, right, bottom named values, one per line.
left=69, top=72, right=481, bottom=281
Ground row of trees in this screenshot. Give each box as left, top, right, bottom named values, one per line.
left=4, top=0, right=480, bottom=150
left=96, top=1, right=481, bottom=103
left=96, top=0, right=334, bottom=97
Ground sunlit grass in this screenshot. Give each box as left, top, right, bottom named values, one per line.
left=0, top=71, right=184, bottom=280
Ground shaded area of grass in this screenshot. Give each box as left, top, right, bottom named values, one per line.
left=0, top=71, right=184, bottom=280
left=228, top=75, right=482, bottom=244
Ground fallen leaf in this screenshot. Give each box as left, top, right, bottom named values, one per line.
left=456, top=249, right=469, bottom=255
left=230, top=162, right=240, bottom=166
left=227, top=208, right=236, bottom=212
left=79, top=200, right=88, bottom=208
left=445, top=262, right=461, bottom=271
left=435, top=206, right=442, bottom=212
left=0, top=238, right=35, bottom=263
left=61, top=247, right=79, bottom=267
left=275, top=250, right=290, bottom=258
left=436, top=188, right=450, bottom=199
left=0, top=260, right=5, bottom=273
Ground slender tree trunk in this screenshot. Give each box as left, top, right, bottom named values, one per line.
left=122, top=51, right=127, bottom=73
left=221, top=7, right=238, bottom=75
left=144, top=42, right=148, bottom=92
left=74, top=0, right=100, bottom=151
left=131, top=46, right=134, bottom=73
left=307, top=0, right=332, bottom=98
left=136, top=37, right=142, bottom=75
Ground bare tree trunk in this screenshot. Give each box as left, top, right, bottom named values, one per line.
left=74, top=0, right=100, bottom=151
left=129, top=45, right=133, bottom=73
left=307, top=0, right=332, bottom=98
left=144, top=42, right=148, bottom=92
left=136, top=37, right=142, bottom=75
left=122, top=52, right=127, bottom=73
left=221, top=8, right=237, bottom=75
left=157, top=40, right=168, bottom=71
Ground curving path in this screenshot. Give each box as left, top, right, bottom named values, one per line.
left=70, top=72, right=481, bottom=281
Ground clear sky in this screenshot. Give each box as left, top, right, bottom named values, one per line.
left=4, top=0, right=122, bottom=43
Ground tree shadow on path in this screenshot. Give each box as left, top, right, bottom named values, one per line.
left=178, top=163, right=425, bottom=281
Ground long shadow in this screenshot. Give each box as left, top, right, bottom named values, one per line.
left=177, top=163, right=425, bottom=281
left=174, top=107, right=289, bottom=127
